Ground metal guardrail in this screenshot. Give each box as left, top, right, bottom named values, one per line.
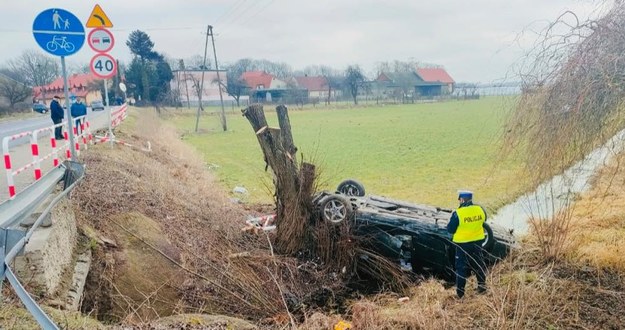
left=1, top=161, right=85, bottom=330
left=0, top=167, right=64, bottom=228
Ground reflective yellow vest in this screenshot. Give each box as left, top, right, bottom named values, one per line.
left=452, top=205, right=486, bottom=243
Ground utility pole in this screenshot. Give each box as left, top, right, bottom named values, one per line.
left=208, top=25, right=227, bottom=131
left=195, top=25, right=210, bottom=133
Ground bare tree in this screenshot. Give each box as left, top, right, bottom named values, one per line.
left=187, top=73, right=204, bottom=110
left=7, top=50, right=59, bottom=104
left=345, top=65, right=366, bottom=105
left=221, top=59, right=253, bottom=106
left=186, top=54, right=211, bottom=70
left=0, top=68, right=31, bottom=108
left=319, top=66, right=342, bottom=105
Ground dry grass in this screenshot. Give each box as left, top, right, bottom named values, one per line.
left=564, top=153, right=625, bottom=271
left=68, top=106, right=624, bottom=329
left=301, top=248, right=623, bottom=330
left=72, top=108, right=355, bottom=327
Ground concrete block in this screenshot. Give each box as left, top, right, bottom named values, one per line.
left=13, top=197, right=77, bottom=296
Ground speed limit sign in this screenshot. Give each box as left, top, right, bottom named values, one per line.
left=90, top=53, right=116, bottom=79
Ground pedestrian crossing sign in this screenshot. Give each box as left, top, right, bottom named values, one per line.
left=86, top=4, right=113, bottom=28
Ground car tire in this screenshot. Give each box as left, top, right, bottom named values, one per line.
left=319, top=194, right=353, bottom=224
left=482, top=223, right=495, bottom=251
left=337, top=179, right=366, bottom=197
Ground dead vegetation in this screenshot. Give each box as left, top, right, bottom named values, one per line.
left=71, top=109, right=355, bottom=327
left=504, top=2, right=625, bottom=183
left=47, top=104, right=622, bottom=330
left=242, top=104, right=411, bottom=294
left=498, top=1, right=625, bottom=268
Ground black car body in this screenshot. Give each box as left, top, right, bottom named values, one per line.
left=32, top=103, right=48, bottom=114
left=314, top=180, right=516, bottom=278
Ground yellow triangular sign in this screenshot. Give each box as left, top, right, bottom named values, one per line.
left=86, top=4, right=113, bottom=28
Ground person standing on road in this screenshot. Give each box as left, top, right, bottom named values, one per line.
left=70, top=97, right=87, bottom=134
left=50, top=95, right=64, bottom=140
left=447, top=190, right=488, bottom=298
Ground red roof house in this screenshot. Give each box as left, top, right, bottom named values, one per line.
left=33, top=73, right=102, bottom=105
left=415, top=68, right=455, bottom=84
left=240, top=71, right=275, bottom=90
left=295, top=76, right=327, bottom=92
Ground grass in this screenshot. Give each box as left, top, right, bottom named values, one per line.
left=0, top=303, right=106, bottom=329
left=169, top=97, right=527, bottom=209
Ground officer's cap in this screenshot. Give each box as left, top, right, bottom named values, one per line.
left=458, top=190, right=473, bottom=200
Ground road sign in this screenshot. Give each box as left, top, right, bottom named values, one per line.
left=86, top=4, right=113, bottom=28
left=90, top=53, right=117, bottom=79
left=119, top=82, right=127, bottom=93
left=88, top=28, right=115, bottom=53
left=32, top=8, right=85, bottom=57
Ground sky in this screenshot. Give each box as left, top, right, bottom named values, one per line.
left=0, top=0, right=609, bottom=82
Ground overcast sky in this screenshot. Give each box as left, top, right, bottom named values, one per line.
left=0, top=0, right=608, bottom=82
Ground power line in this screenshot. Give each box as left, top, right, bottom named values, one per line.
left=213, top=0, right=248, bottom=25
left=219, top=0, right=266, bottom=31
left=235, top=0, right=277, bottom=29
left=220, top=0, right=278, bottom=35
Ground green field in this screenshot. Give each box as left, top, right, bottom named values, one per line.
left=169, top=97, right=526, bottom=210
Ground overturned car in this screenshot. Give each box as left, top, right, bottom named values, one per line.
left=314, top=180, right=516, bottom=279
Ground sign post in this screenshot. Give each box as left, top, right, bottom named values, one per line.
left=33, top=8, right=85, bottom=162
left=86, top=4, right=116, bottom=146
left=89, top=53, right=117, bottom=106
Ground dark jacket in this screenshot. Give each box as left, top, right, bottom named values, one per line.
left=446, top=201, right=488, bottom=235
left=50, top=99, right=64, bottom=120
left=70, top=102, right=87, bottom=118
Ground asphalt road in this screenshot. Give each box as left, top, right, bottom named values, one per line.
left=0, top=107, right=113, bottom=203
left=0, top=107, right=108, bottom=147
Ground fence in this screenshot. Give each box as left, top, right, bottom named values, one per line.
left=1, top=115, right=92, bottom=203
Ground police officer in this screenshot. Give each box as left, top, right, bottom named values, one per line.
left=447, top=190, right=487, bottom=298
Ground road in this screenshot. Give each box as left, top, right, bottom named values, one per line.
left=0, top=107, right=113, bottom=203
left=0, top=107, right=107, bottom=147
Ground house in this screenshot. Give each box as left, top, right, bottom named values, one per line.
left=33, top=73, right=102, bottom=106
left=375, top=71, right=423, bottom=100
left=170, top=69, right=241, bottom=106
left=240, top=71, right=306, bottom=103
left=375, top=67, right=456, bottom=99
left=415, top=68, right=455, bottom=95
left=240, top=71, right=287, bottom=90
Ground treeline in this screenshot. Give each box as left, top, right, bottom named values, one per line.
left=0, top=28, right=447, bottom=115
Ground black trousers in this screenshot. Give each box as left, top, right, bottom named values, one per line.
left=52, top=117, right=63, bottom=139
left=455, top=241, right=487, bottom=297
left=74, top=118, right=82, bottom=135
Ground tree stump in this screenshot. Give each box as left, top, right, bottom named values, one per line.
left=242, top=104, right=315, bottom=255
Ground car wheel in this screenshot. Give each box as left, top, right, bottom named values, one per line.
left=482, top=223, right=495, bottom=251
left=319, top=194, right=353, bottom=224
left=337, top=179, right=366, bottom=197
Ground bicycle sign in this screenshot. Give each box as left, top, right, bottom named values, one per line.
left=33, top=8, right=84, bottom=57
left=90, top=53, right=117, bottom=79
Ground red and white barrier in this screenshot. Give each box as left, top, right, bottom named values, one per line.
left=245, top=214, right=277, bottom=232
left=2, top=132, right=34, bottom=199
left=2, top=105, right=124, bottom=202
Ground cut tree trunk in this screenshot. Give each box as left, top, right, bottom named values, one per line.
left=242, top=104, right=315, bottom=255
